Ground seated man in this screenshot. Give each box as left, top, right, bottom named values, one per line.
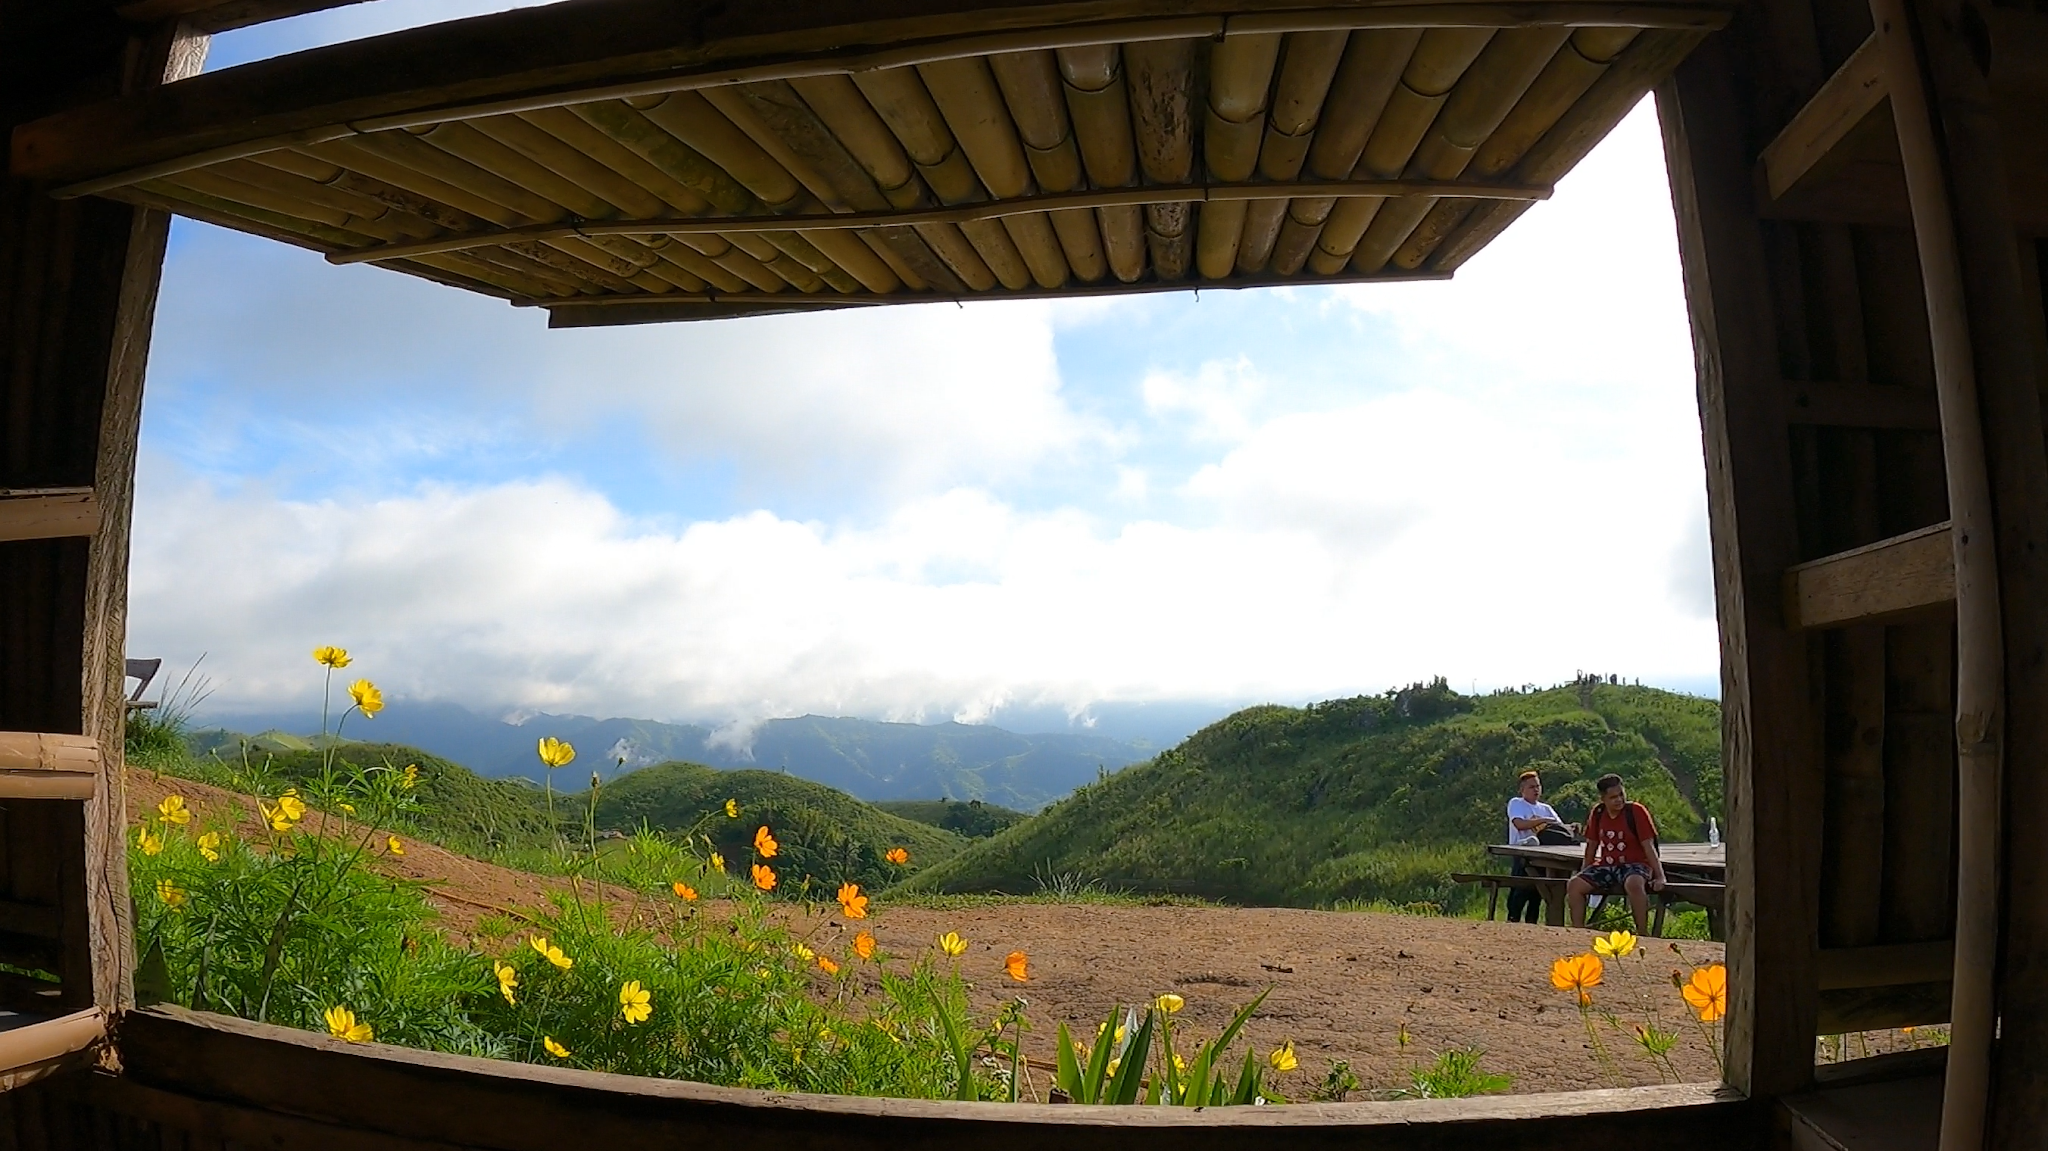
left=1568, top=773, right=1667, bottom=933
left=1504, top=770, right=1566, bottom=923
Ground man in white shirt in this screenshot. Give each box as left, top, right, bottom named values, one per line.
left=1505, top=771, right=1565, bottom=923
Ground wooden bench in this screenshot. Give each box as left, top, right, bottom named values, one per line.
left=1452, top=872, right=1726, bottom=938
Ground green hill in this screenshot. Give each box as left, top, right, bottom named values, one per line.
left=588, top=762, right=968, bottom=893
left=904, top=679, right=1721, bottom=910
left=873, top=799, right=1030, bottom=838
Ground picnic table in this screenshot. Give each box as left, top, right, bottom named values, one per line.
left=1452, top=842, right=1726, bottom=937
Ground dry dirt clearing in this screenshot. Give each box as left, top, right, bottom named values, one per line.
left=128, top=770, right=1722, bottom=1095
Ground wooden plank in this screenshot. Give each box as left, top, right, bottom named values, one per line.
left=1815, top=981, right=1951, bottom=1033
left=1784, top=522, right=1955, bottom=630
left=116, top=0, right=374, bottom=34
left=1759, top=33, right=1885, bottom=201
left=1659, top=33, right=1827, bottom=1098
left=0, top=1011, right=104, bottom=1095
left=10, top=0, right=1735, bottom=192
left=114, top=1007, right=1759, bottom=1150
left=1784, top=381, right=1940, bottom=430
left=1817, top=941, right=1953, bottom=990
left=0, top=493, right=100, bottom=545
left=0, top=736, right=100, bottom=775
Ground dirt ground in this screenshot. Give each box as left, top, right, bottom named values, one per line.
left=128, top=770, right=1726, bottom=1095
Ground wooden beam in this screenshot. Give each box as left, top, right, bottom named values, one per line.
left=0, top=1009, right=106, bottom=1095
left=0, top=490, right=99, bottom=544
left=326, top=178, right=1553, bottom=267
left=10, top=0, right=1734, bottom=193
left=1816, top=982, right=1951, bottom=1033
left=1784, top=381, right=1940, bottom=430
left=117, top=0, right=373, bottom=35
left=1784, top=522, right=1955, bottom=630
left=1817, top=941, right=1954, bottom=990
left=0, top=900, right=62, bottom=941
left=1760, top=33, right=1886, bottom=201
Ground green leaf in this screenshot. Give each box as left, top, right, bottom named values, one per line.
left=1105, top=1010, right=1156, bottom=1105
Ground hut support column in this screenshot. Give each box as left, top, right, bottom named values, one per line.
left=1868, top=0, right=2048, bottom=1147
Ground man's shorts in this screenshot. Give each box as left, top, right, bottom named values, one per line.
left=1579, top=862, right=1653, bottom=891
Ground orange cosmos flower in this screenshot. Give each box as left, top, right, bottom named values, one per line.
left=751, top=863, right=777, bottom=891
left=837, top=882, right=868, bottom=919
left=885, top=846, right=910, bottom=865
left=753, top=825, right=779, bottom=858
left=1550, top=953, right=1605, bottom=1006
left=1682, top=964, right=1727, bottom=1022
left=1005, top=951, right=1029, bottom=982
left=853, top=931, right=876, bottom=961
left=672, top=881, right=698, bottom=901
left=818, top=956, right=840, bottom=975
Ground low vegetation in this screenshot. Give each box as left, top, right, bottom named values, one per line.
left=874, top=799, right=1029, bottom=839
left=906, top=678, right=1720, bottom=911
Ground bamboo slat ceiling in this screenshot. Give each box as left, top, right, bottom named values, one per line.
left=14, top=0, right=1728, bottom=326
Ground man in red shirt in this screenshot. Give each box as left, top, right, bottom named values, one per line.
left=1567, top=773, right=1668, bottom=933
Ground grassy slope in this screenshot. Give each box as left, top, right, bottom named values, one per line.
left=872, top=799, right=1030, bottom=838
left=589, top=762, right=967, bottom=892
left=906, top=681, right=1721, bottom=909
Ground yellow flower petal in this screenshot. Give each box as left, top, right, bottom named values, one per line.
left=386, top=835, right=405, bottom=856
left=724, top=799, right=739, bottom=818
left=537, top=736, right=575, bottom=768
left=324, top=1005, right=372, bottom=1043
left=937, top=931, right=967, bottom=957
left=347, top=679, right=383, bottom=717
left=157, top=795, right=192, bottom=825
left=1269, top=1041, right=1298, bottom=1073
left=1155, top=993, right=1184, bottom=1014
left=543, top=1036, right=570, bottom=1058
left=619, top=980, right=652, bottom=1024
left=312, top=646, right=352, bottom=669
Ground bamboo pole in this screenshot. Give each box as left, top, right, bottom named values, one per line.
left=371, top=128, right=569, bottom=223
left=919, top=56, right=1071, bottom=289
left=789, top=73, right=999, bottom=290
left=471, top=113, right=670, bottom=219
left=158, top=167, right=415, bottom=243
left=635, top=92, right=806, bottom=212
left=854, top=66, right=1034, bottom=289
left=571, top=100, right=759, bottom=215
left=1058, top=45, right=1146, bottom=282
left=1310, top=28, right=1493, bottom=274
left=1197, top=32, right=1283, bottom=279
left=519, top=106, right=714, bottom=215
left=700, top=85, right=852, bottom=211
left=1126, top=39, right=1200, bottom=280
left=210, top=158, right=435, bottom=240
left=1389, top=26, right=1635, bottom=270
left=415, top=121, right=616, bottom=220
left=304, top=138, right=524, bottom=228
left=991, top=50, right=1108, bottom=283
left=638, top=235, right=750, bottom=293
left=1867, top=2, right=2002, bottom=1149
left=1348, top=27, right=1566, bottom=274
left=1270, top=30, right=1418, bottom=274
left=1238, top=30, right=1349, bottom=272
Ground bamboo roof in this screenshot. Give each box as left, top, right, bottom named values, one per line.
left=13, top=0, right=1728, bottom=326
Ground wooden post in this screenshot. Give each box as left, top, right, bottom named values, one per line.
left=1658, top=36, right=1825, bottom=1099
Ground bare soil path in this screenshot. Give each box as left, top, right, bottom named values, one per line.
left=128, top=770, right=1723, bottom=1095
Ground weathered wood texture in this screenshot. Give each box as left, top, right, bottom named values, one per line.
left=1784, top=521, right=1954, bottom=630
left=0, top=1008, right=1762, bottom=1151
left=1659, top=32, right=1823, bottom=1097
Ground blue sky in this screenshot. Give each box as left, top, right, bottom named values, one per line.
left=130, top=4, right=1721, bottom=729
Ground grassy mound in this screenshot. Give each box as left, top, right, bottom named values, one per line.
left=873, top=799, right=1030, bottom=839
left=588, top=762, right=968, bottom=893
left=905, top=680, right=1719, bottom=909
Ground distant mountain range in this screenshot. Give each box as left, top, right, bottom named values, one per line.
left=189, top=701, right=1183, bottom=810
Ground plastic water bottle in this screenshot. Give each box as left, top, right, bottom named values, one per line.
left=1708, top=817, right=1720, bottom=847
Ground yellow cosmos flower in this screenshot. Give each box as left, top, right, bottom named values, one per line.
left=818, top=956, right=840, bottom=975
left=709, top=852, right=726, bottom=873
left=1005, top=951, right=1029, bottom=982
left=885, top=847, right=910, bottom=865
left=543, top=1036, right=570, bottom=1059
left=1682, top=964, right=1727, bottom=1022
left=155, top=879, right=185, bottom=909
left=672, top=881, right=698, bottom=901
left=937, top=931, right=968, bottom=958
left=836, top=882, right=868, bottom=920
left=529, top=936, right=573, bottom=969
left=1593, top=930, right=1638, bottom=959
left=751, top=863, right=777, bottom=891
left=794, top=943, right=816, bottom=962
left=753, top=826, right=779, bottom=858
left=1551, top=953, right=1605, bottom=1006
left=1173, top=1052, right=1188, bottom=1073
left=853, top=931, right=876, bottom=961
left=276, top=793, right=308, bottom=821
left=493, top=962, right=518, bottom=1005
left=536, top=737, right=575, bottom=768
left=312, top=646, right=352, bottom=669
left=156, top=795, right=192, bottom=825
left=347, top=679, right=383, bottom=717
left=1155, top=993, right=1184, bottom=1014
left=402, top=764, right=419, bottom=788
left=1105, top=1057, right=1121, bottom=1078
left=724, top=799, right=739, bottom=818
left=324, top=1005, right=372, bottom=1043
left=1269, top=1041, right=1298, bottom=1073
left=338, top=802, right=356, bottom=814
left=197, top=831, right=222, bottom=863
left=386, top=835, right=405, bottom=856
left=619, top=980, right=652, bottom=1024
left=137, top=827, right=164, bottom=856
